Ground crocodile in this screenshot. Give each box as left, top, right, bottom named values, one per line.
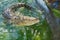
left=2, top=3, right=39, bottom=26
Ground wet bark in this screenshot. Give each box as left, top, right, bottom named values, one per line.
left=35, top=0, right=60, bottom=40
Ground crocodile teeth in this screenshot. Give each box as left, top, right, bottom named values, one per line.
left=16, top=16, right=40, bottom=26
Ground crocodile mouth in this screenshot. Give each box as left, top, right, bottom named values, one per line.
left=13, top=15, right=40, bottom=26
left=2, top=3, right=40, bottom=26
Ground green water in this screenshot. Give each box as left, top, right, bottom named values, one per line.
left=0, top=0, right=52, bottom=40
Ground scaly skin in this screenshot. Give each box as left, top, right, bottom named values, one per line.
left=2, top=3, right=39, bottom=26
